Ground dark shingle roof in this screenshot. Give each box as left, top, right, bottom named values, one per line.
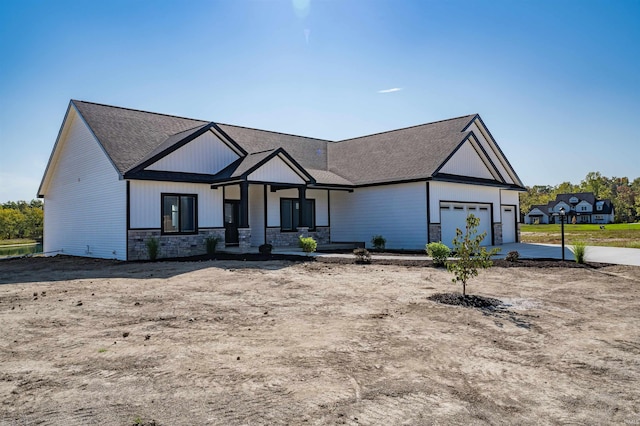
left=69, top=101, right=517, bottom=189
left=217, top=124, right=330, bottom=170
left=553, top=192, right=596, bottom=206
left=72, top=100, right=207, bottom=173
left=327, top=115, right=476, bottom=185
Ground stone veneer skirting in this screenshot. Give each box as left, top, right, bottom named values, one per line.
left=492, top=223, right=503, bottom=246
left=265, top=226, right=330, bottom=247
left=428, top=224, right=442, bottom=244
left=127, top=228, right=225, bottom=261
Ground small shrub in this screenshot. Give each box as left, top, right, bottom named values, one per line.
left=426, top=242, right=450, bottom=267
left=572, top=241, right=586, bottom=264
left=371, top=235, right=386, bottom=250
left=353, top=247, right=371, bottom=263
left=146, top=237, right=159, bottom=261
left=505, top=251, right=520, bottom=262
left=205, top=236, right=220, bottom=255
left=259, top=243, right=273, bottom=255
left=298, top=236, right=317, bottom=255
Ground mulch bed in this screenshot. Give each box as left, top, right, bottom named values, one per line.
left=427, top=293, right=503, bottom=309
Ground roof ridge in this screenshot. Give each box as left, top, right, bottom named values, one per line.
left=336, top=114, right=477, bottom=143
left=217, top=122, right=334, bottom=143
left=71, top=99, right=208, bottom=124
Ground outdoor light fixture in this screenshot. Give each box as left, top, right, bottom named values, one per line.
left=559, top=207, right=566, bottom=261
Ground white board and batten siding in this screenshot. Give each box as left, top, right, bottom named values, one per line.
left=439, top=140, right=496, bottom=180
left=465, top=120, right=518, bottom=185
left=247, top=156, right=306, bottom=184
left=146, top=130, right=239, bottom=174
left=331, top=182, right=427, bottom=250
left=129, top=181, right=223, bottom=229
left=265, top=188, right=329, bottom=227
left=43, top=109, right=127, bottom=260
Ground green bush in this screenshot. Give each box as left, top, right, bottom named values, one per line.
left=205, top=236, right=220, bottom=255
left=146, top=237, right=159, bottom=261
left=298, top=236, right=317, bottom=255
left=353, top=247, right=371, bottom=263
left=371, top=235, right=386, bottom=250
left=426, top=242, right=450, bottom=266
left=572, top=241, right=586, bottom=264
left=505, top=251, right=520, bottom=262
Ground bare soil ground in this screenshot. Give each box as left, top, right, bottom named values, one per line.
left=1, top=256, right=639, bottom=425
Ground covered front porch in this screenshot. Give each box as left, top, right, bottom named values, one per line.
left=211, top=148, right=353, bottom=250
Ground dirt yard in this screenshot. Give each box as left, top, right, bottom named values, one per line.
left=1, top=256, right=639, bottom=425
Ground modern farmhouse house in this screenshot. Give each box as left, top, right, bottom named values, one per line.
left=38, top=100, right=525, bottom=260
left=524, top=193, right=614, bottom=225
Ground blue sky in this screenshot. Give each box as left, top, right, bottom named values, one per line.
left=1, top=0, right=638, bottom=202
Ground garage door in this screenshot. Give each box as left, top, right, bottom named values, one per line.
left=501, top=206, right=516, bottom=244
left=440, top=203, right=492, bottom=248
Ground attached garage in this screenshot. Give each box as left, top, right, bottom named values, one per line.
left=440, top=202, right=492, bottom=247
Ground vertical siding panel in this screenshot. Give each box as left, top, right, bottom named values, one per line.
left=247, top=157, right=305, bottom=184
left=146, top=131, right=239, bottom=174
left=439, top=141, right=494, bottom=179
left=467, top=121, right=515, bottom=184
left=43, top=111, right=126, bottom=260
left=330, top=182, right=427, bottom=249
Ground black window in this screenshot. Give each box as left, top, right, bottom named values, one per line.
left=280, top=198, right=315, bottom=231
left=162, top=194, right=197, bottom=234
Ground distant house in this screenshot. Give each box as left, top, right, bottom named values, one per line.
left=38, top=100, right=525, bottom=260
left=524, top=193, right=614, bottom=225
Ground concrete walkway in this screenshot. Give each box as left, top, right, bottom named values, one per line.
left=271, top=243, right=640, bottom=267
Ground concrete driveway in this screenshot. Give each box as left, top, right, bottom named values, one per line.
left=489, top=243, right=640, bottom=266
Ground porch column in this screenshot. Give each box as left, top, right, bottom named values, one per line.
left=298, top=186, right=307, bottom=228
left=239, top=182, right=249, bottom=228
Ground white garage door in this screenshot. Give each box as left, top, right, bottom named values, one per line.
left=501, top=206, right=516, bottom=244
left=440, top=203, right=492, bottom=248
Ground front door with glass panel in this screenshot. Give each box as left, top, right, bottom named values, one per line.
left=224, top=201, right=240, bottom=245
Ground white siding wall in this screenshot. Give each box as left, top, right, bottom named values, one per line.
left=265, top=187, right=329, bottom=227
left=439, top=141, right=495, bottom=179
left=224, top=185, right=240, bottom=200
left=331, top=182, right=427, bottom=249
left=129, top=181, right=223, bottom=228
left=466, top=121, right=516, bottom=184
left=43, top=110, right=127, bottom=260
left=247, top=156, right=305, bottom=184
left=430, top=181, right=501, bottom=222
left=500, top=190, right=520, bottom=206
left=146, top=130, right=239, bottom=174
left=309, top=189, right=329, bottom=227
left=249, top=185, right=265, bottom=246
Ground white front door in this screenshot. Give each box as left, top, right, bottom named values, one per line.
left=501, top=206, right=516, bottom=243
